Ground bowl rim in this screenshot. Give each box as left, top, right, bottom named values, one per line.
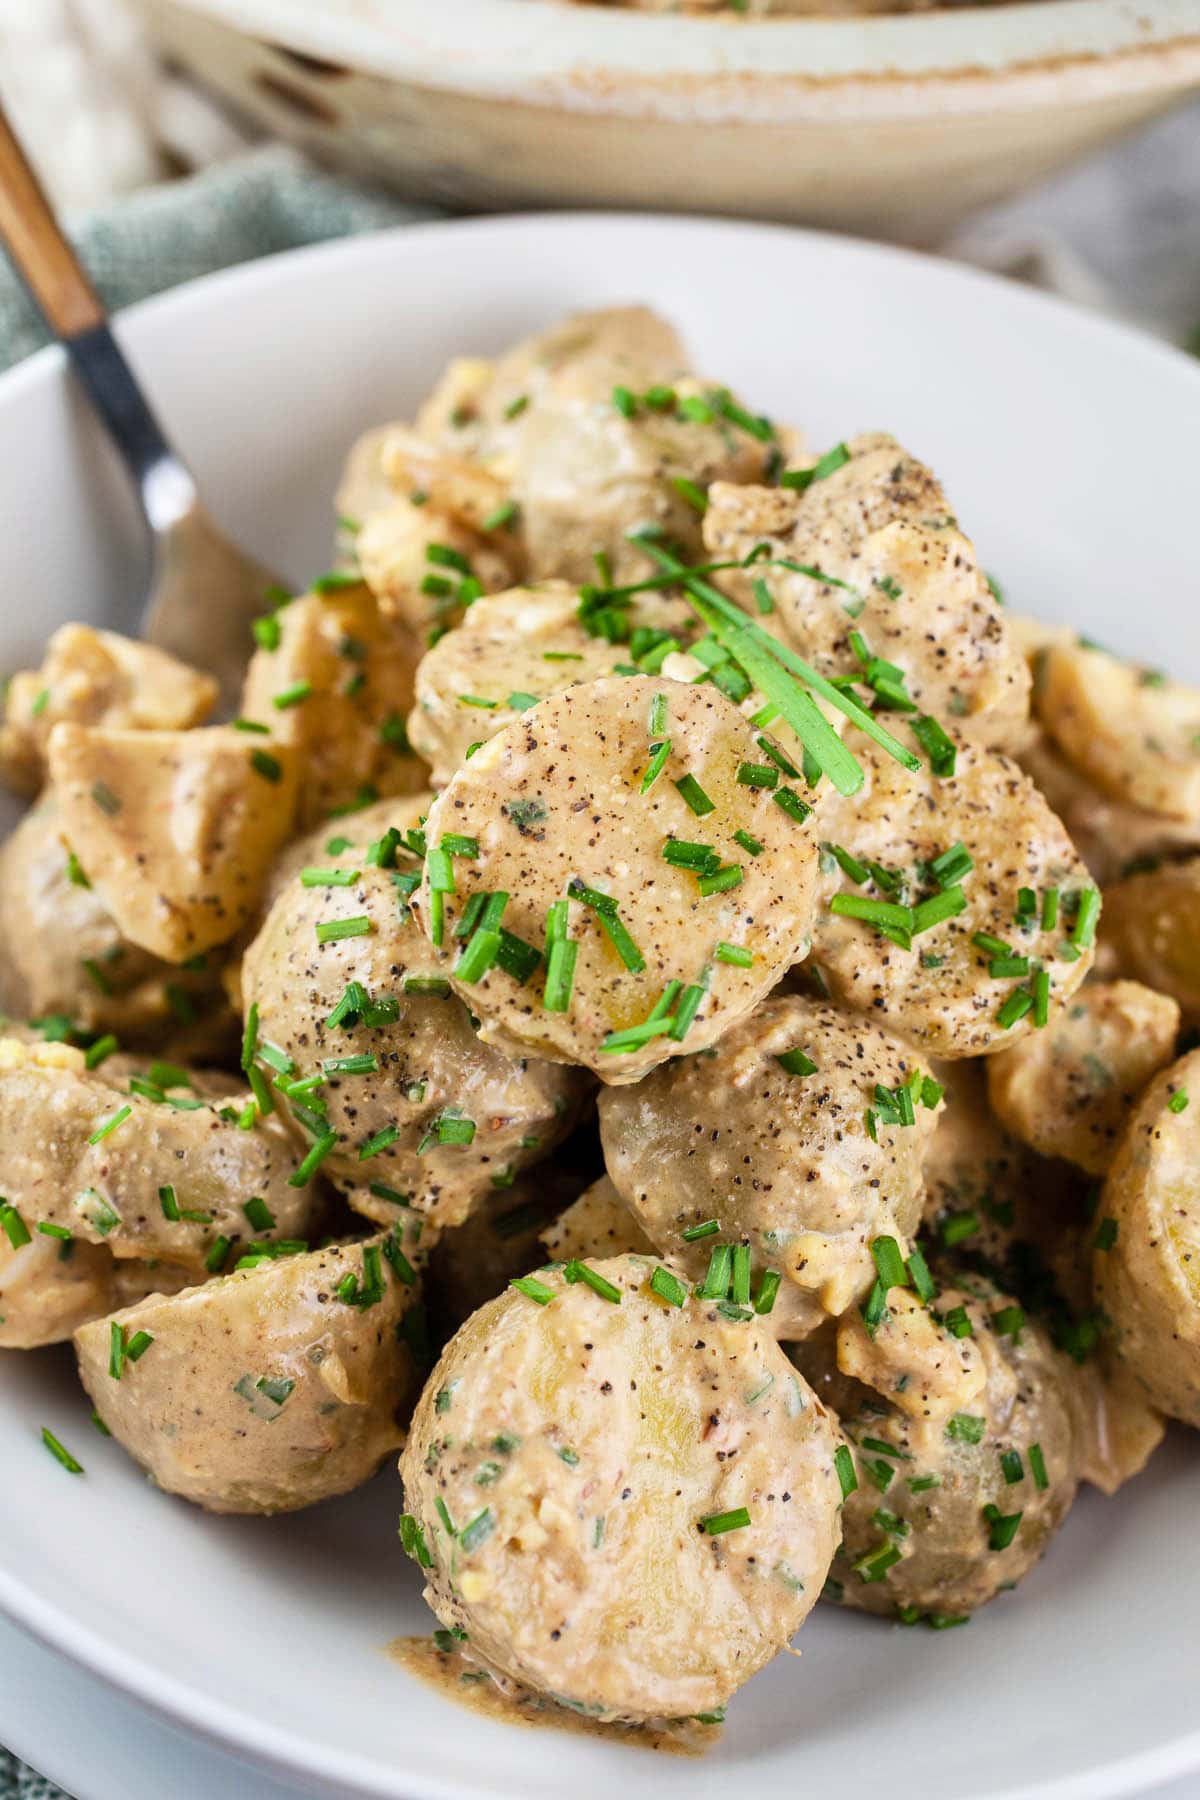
left=146, top=0, right=1200, bottom=93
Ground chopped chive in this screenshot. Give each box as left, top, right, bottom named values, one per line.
left=946, top=1413, right=985, bottom=1445
left=600, top=1017, right=676, bottom=1053
left=671, top=475, right=708, bottom=514
left=697, top=864, right=743, bottom=898
left=510, top=1274, right=555, bottom=1305
left=871, top=1235, right=909, bottom=1291
left=250, top=749, right=283, bottom=783
left=714, top=942, right=753, bottom=967
left=83, top=1033, right=119, bottom=1071
left=830, top=894, right=915, bottom=939
left=1071, top=887, right=1101, bottom=949
left=911, top=886, right=967, bottom=935
left=41, top=1428, right=83, bottom=1474
left=773, top=787, right=813, bottom=824
left=906, top=1246, right=937, bottom=1304
left=1168, top=1088, right=1190, bottom=1115
left=358, top=1125, right=400, bottom=1161
left=36, top=1222, right=71, bottom=1241
left=983, top=1503, right=1023, bottom=1551
left=205, top=1236, right=231, bottom=1274
left=683, top=1219, right=720, bottom=1242
left=1041, top=887, right=1059, bottom=930
left=834, top=1444, right=858, bottom=1499
left=563, top=1259, right=622, bottom=1304
left=701, top=1507, right=751, bottom=1535
left=737, top=761, right=778, bottom=790
left=753, top=1269, right=781, bottom=1314
left=272, top=680, right=312, bottom=709
left=300, top=867, right=360, bottom=888
left=398, top=1514, right=433, bottom=1568
left=911, top=715, right=957, bottom=778
left=697, top=1243, right=732, bottom=1300
left=0, top=1204, right=31, bottom=1249
left=90, top=780, right=121, bottom=816
left=997, top=988, right=1033, bottom=1029
left=1000, top=1449, right=1024, bottom=1485
left=674, top=774, right=715, bottom=817
left=288, top=1130, right=338, bottom=1186
left=776, top=1047, right=817, bottom=1077
left=460, top=1508, right=495, bottom=1554
left=780, top=442, right=851, bottom=490
left=733, top=828, right=763, bottom=857
left=315, top=915, right=373, bottom=944
left=243, top=1197, right=276, bottom=1233
left=1029, top=1443, right=1049, bottom=1490
left=88, top=1104, right=131, bottom=1145
left=323, top=1053, right=379, bottom=1076
left=650, top=1265, right=687, bottom=1307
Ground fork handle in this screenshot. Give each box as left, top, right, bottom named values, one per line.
left=0, top=103, right=195, bottom=529
left=0, top=104, right=104, bottom=338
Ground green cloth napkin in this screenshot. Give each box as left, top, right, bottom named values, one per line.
left=0, top=146, right=438, bottom=1800
left=0, top=143, right=437, bottom=373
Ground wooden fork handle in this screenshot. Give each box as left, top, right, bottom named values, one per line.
left=0, top=102, right=104, bottom=339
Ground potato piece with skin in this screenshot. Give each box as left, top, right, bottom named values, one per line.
left=987, top=979, right=1180, bottom=1176
left=1093, top=1050, right=1200, bottom=1426
left=47, top=723, right=301, bottom=963
left=420, top=306, right=783, bottom=584
left=1099, top=857, right=1200, bottom=1027
left=357, top=496, right=515, bottom=644
left=809, top=735, right=1095, bottom=1056
left=239, top=584, right=427, bottom=825
left=1036, top=641, right=1200, bottom=823
left=407, top=583, right=694, bottom=787
left=0, top=794, right=228, bottom=1046
left=399, top=1253, right=844, bottom=1721
left=1019, top=732, right=1200, bottom=886
left=918, top=1061, right=1163, bottom=1491
left=600, top=997, right=937, bottom=1338
left=0, top=624, right=217, bottom=797
left=0, top=1228, right=192, bottom=1350
left=0, top=1047, right=327, bottom=1272
left=418, top=308, right=689, bottom=462
left=807, top=1276, right=1079, bottom=1619
left=378, top=428, right=524, bottom=552
left=703, top=434, right=1030, bottom=753
left=241, top=856, right=586, bottom=1229
left=76, top=1228, right=423, bottom=1514
left=412, top=676, right=820, bottom=1083
left=539, top=1174, right=654, bottom=1265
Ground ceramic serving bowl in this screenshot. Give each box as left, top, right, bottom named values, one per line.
left=130, top=0, right=1200, bottom=242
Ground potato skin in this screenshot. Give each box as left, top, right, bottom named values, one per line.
left=810, top=737, right=1095, bottom=1056
left=1099, top=858, right=1200, bottom=1028
left=76, top=1231, right=424, bottom=1514
left=599, top=995, right=937, bottom=1338
left=803, top=1279, right=1080, bottom=1620
left=1093, top=1050, right=1200, bottom=1426
left=400, top=1253, right=844, bottom=1721
left=242, top=858, right=585, bottom=1229
left=986, top=980, right=1180, bottom=1176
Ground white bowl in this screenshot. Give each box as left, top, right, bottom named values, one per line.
left=1, top=214, right=1199, bottom=1800
left=129, top=0, right=1200, bottom=241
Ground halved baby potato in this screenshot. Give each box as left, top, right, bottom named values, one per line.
left=76, top=1229, right=424, bottom=1513
left=48, top=723, right=301, bottom=962
left=239, top=583, right=427, bottom=823
left=399, top=1252, right=843, bottom=1722
left=599, top=995, right=938, bottom=1338
left=241, top=847, right=586, bottom=1229
left=986, top=980, right=1180, bottom=1176
left=703, top=432, right=1030, bottom=753
left=411, top=675, right=821, bottom=1082
left=797, top=1273, right=1080, bottom=1621
left=1035, top=641, right=1200, bottom=823
left=1099, top=857, right=1200, bottom=1026
left=407, top=583, right=693, bottom=787
left=1093, top=1049, right=1200, bottom=1426
left=809, top=736, right=1096, bottom=1056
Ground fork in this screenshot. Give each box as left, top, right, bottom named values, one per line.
left=0, top=104, right=285, bottom=708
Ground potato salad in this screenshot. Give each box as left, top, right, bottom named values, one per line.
left=2, top=304, right=1195, bottom=1738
